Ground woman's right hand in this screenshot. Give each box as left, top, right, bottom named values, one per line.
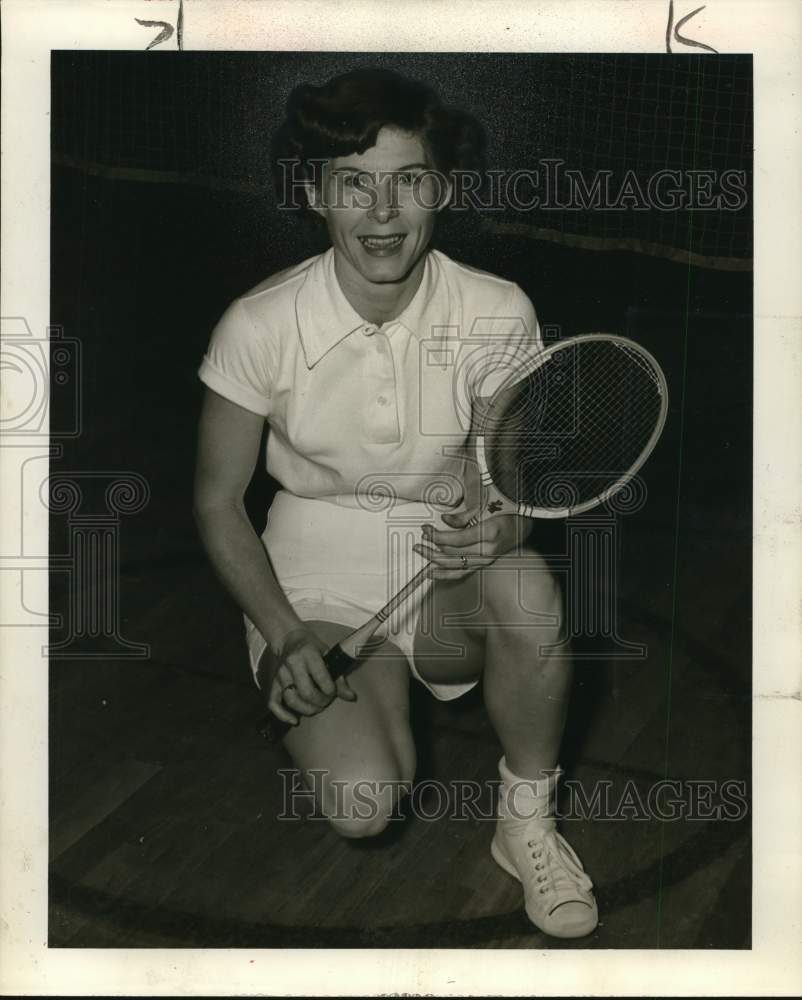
left=267, top=627, right=357, bottom=726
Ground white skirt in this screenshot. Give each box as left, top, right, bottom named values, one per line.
left=244, top=489, right=478, bottom=701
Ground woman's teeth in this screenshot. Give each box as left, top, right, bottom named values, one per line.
left=358, top=235, right=405, bottom=249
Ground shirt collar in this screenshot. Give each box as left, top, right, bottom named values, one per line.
left=294, top=248, right=451, bottom=368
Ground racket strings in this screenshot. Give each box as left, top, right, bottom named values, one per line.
left=484, top=339, right=665, bottom=511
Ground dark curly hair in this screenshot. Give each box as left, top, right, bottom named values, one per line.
left=271, top=67, right=486, bottom=213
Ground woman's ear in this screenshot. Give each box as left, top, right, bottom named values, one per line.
left=304, top=182, right=326, bottom=219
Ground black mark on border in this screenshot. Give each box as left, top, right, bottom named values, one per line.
left=135, top=0, right=184, bottom=51
left=666, top=1, right=719, bottom=54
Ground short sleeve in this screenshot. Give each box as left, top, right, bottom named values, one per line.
left=198, top=298, right=273, bottom=416
left=468, top=284, right=544, bottom=399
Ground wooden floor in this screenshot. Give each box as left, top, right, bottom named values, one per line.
left=48, top=499, right=751, bottom=950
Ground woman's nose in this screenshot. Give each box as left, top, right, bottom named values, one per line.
left=367, top=179, right=399, bottom=222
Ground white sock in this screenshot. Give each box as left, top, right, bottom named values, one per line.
left=497, top=756, right=562, bottom=825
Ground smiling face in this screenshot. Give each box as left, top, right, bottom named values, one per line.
left=307, top=127, right=450, bottom=298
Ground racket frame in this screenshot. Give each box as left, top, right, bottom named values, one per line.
left=472, top=333, right=669, bottom=520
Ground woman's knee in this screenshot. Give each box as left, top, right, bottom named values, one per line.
left=329, top=812, right=392, bottom=839
left=484, top=551, right=562, bottom=620
left=322, top=770, right=413, bottom=840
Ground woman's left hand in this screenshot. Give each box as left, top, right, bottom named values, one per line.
left=412, top=508, right=530, bottom=581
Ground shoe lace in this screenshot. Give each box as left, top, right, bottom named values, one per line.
left=526, top=829, right=593, bottom=909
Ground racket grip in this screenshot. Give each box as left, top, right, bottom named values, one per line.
left=322, top=642, right=360, bottom=681
left=257, top=643, right=358, bottom=744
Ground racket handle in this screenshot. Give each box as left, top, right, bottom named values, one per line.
left=323, top=642, right=360, bottom=680
left=259, top=565, right=432, bottom=744
left=257, top=643, right=358, bottom=744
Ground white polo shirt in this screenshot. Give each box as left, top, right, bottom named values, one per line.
left=198, top=247, right=542, bottom=507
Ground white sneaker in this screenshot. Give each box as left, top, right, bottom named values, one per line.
left=492, top=758, right=597, bottom=938
left=491, top=820, right=598, bottom=938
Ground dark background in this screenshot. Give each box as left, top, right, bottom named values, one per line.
left=48, top=52, right=752, bottom=948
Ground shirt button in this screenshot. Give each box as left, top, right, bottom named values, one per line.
left=377, top=395, right=388, bottom=406
left=363, top=325, right=377, bottom=336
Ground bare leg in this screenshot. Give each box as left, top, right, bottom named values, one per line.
left=413, top=548, right=571, bottom=781
left=258, top=619, right=416, bottom=838
left=481, top=563, right=571, bottom=781
left=412, top=548, right=597, bottom=938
